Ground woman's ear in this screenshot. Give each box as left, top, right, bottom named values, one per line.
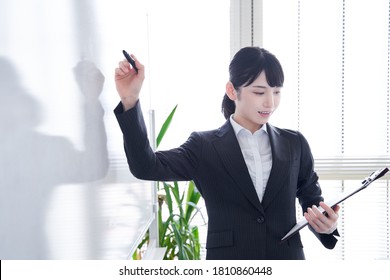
left=226, top=81, right=237, bottom=101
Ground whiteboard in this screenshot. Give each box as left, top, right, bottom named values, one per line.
left=0, top=0, right=155, bottom=259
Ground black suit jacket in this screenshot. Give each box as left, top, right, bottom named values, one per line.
left=114, top=101, right=338, bottom=260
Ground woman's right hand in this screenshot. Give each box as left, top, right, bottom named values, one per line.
left=114, top=54, right=145, bottom=111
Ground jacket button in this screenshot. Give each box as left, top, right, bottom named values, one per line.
left=256, top=216, right=265, bottom=224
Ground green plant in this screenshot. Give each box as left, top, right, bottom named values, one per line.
left=158, top=180, right=203, bottom=260
left=132, top=105, right=205, bottom=260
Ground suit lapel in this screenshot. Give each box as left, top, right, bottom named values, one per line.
left=261, top=123, right=292, bottom=210
left=212, top=121, right=264, bottom=213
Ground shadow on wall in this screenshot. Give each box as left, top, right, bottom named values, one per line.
left=0, top=57, right=109, bottom=259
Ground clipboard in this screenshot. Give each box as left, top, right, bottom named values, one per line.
left=281, top=167, right=389, bottom=242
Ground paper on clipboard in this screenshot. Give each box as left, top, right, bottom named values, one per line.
left=281, top=167, right=389, bottom=242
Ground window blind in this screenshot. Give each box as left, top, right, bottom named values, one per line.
left=263, top=0, right=390, bottom=259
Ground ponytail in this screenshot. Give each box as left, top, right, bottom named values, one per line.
left=221, top=94, right=235, bottom=120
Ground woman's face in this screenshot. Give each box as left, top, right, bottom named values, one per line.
left=230, top=71, right=281, bottom=133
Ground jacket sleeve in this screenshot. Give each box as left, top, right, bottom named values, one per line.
left=114, top=100, right=200, bottom=182
left=296, top=131, right=339, bottom=249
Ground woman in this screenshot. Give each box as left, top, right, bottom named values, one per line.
left=114, top=46, right=339, bottom=260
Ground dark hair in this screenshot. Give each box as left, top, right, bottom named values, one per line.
left=221, top=47, right=284, bottom=119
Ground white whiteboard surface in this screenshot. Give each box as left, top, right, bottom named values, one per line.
left=0, top=0, right=155, bottom=259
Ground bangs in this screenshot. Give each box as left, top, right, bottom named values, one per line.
left=264, top=58, right=284, bottom=88
left=242, top=52, right=284, bottom=88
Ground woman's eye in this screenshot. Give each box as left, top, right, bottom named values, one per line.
left=254, top=92, right=264, bottom=95
left=274, top=91, right=280, bottom=95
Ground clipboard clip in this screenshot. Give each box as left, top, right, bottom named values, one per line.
left=361, top=167, right=389, bottom=186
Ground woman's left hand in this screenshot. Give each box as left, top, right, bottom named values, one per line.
left=304, top=202, right=340, bottom=234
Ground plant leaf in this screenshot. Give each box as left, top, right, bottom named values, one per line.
left=156, top=104, right=178, bottom=148
left=163, top=182, right=174, bottom=214
left=185, top=181, right=201, bottom=222
left=171, top=222, right=185, bottom=259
